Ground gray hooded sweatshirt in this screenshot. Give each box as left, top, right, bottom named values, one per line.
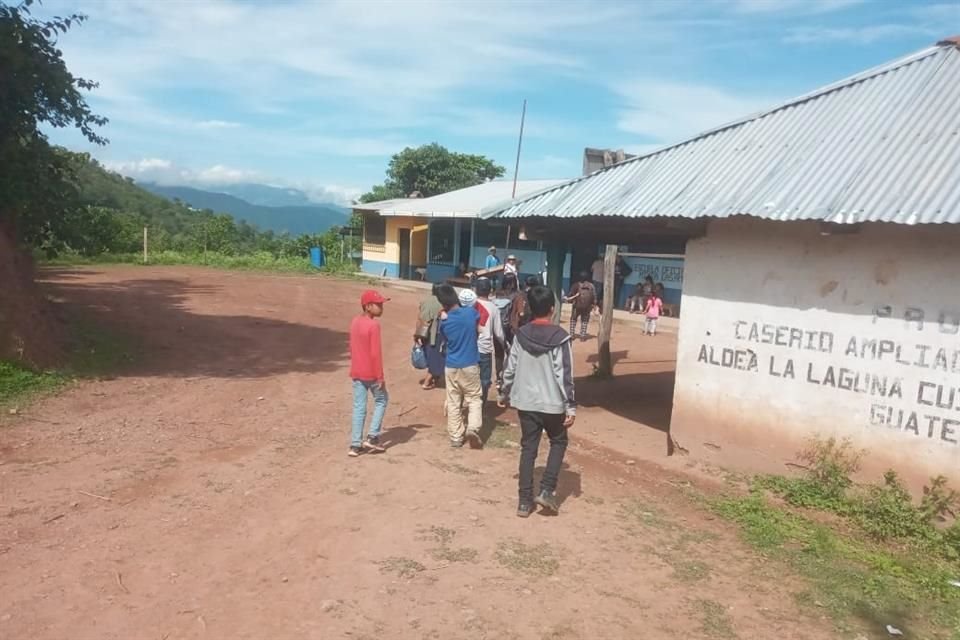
left=499, top=322, right=576, bottom=416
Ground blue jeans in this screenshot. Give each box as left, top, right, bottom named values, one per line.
left=351, top=379, right=388, bottom=447
left=479, top=353, right=493, bottom=404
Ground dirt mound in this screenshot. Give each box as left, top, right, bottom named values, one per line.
left=0, top=227, right=63, bottom=368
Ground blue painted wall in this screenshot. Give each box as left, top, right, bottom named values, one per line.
left=361, top=259, right=400, bottom=279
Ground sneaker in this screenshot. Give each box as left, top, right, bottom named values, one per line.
left=465, top=430, right=482, bottom=448
left=362, top=436, right=386, bottom=453
left=450, top=439, right=464, bottom=448
left=347, top=446, right=363, bottom=457
left=516, top=503, right=535, bottom=518
left=534, top=491, right=560, bottom=514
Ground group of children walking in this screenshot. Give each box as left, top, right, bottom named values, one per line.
left=348, top=274, right=577, bottom=517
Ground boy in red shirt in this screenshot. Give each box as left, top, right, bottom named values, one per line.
left=348, top=290, right=390, bottom=457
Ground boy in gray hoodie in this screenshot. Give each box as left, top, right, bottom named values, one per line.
left=498, top=286, right=576, bottom=517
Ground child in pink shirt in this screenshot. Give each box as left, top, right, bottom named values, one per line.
left=643, top=291, right=663, bottom=336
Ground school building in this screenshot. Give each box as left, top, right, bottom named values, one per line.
left=485, top=37, right=960, bottom=485
left=354, top=180, right=565, bottom=284
left=356, top=178, right=687, bottom=308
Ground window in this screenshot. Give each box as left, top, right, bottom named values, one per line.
left=364, top=214, right=386, bottom=246
left=429, top=219, right=455, bottom=265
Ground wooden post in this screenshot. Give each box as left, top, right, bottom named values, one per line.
left=143, top=226, right=148, bottom=264
left=596, top=244, right=618, bottom=377
left=545, top=242, right=566, bottom=324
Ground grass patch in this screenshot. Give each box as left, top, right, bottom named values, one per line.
left=44, top=250, right=371, bottom=279
left=376, top=556, right=426, bottom=579
left=0, top=361, right=66, bottom=406
left=429, top=546, right=479, bottom=563
left=693, top=599, right=738, bottom=639
left=714, top=490, right=960, bottom=637
left=418, top=526, right=456, bottom=545
left=484, top=420, right=519, bottom=449
left=495, top=539, right=560, bottom=577
left=667, top=558, right=711, bottom=582
left=1, top=317, right=135, bottom=407
left=618, top=498, right=672, bottom=530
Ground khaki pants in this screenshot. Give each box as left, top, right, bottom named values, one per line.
left=444, top=365, right=483, bottom=444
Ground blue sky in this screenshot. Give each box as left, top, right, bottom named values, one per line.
left=42, top=0, right=958, bottom=204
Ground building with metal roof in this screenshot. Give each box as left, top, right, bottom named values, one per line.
left=353, top=180, right=566, bottom=281
left=486, top=38, right=960, bottom=226
left=480, top=39, right=960, bottom=486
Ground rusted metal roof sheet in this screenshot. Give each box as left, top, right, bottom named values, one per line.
left=486, top=41, right=960, bottom=226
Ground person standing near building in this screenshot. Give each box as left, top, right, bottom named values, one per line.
left=439, top=285, right=483, bottom=448
left=504, top=254, right=519, bottom=278
left=591, top=254, right=605, bottom=308
left=564, top=272, right=596, bottom=341
left=348, top=290, right=390, bottom=457
left=643, top=287, right=663, bottom=336
left=475, top=278, right=504, bottom=405
left=485, top=246, right=502, bottom=289
left=614, top=254, right=632, bottom=309
left=415, top=283, right=444, bottom=390
left=498, top=286, right=576, bottom=517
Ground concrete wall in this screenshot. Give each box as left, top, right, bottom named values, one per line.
left=362, top=216, right=423, bottom=279
left=671, top=218, right=960, bottom=485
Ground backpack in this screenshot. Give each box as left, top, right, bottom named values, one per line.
left=509, top=291, right=532, bottom=333
left=575, top=282, right=596, bottom=310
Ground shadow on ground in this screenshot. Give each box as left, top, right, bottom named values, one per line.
left=40, top=271, right=348, bottom=380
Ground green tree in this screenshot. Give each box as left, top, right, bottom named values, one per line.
left=0, top=0, right=107, bottom=243
left=360, top=143, right=505, bottom=202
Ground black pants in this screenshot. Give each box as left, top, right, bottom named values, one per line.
left=518, top=411, right=569, bottom=503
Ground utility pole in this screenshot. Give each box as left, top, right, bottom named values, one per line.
left=143, top=226, right=148, bottom=264
left=506, top=99, right=527, bottom=250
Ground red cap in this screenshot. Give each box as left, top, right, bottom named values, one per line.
left=360, top=290, right=389, bottom=306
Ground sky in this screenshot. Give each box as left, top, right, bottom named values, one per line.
left=39, top=0, right=959, bottom=204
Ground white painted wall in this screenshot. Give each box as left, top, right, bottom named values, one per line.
left=672, top=218, right=960, bottom=484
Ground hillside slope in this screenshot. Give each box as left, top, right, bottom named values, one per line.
left=141, top=184, right=348, bottom=235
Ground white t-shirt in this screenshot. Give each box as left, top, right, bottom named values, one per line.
left=591, top=259, right=605, bottom=282
left=476, top=298, right=504, bottom=355
left=504, top=262, right=518, bottom=276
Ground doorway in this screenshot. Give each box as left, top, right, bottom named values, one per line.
left=398, top=228, right=411, bottom=280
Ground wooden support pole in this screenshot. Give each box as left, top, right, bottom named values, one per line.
left=596, top=244, right=618, bottom=377
left=545, top=242, right=566, bottom=325
left=143, top=226, right=148, bottom=264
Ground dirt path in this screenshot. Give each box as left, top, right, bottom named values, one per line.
left=0, top=267, right=836, bottom=639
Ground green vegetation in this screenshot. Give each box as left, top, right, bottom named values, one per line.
left=692, top=599, right=738, bottom=639
left=714, top=435, right=960, bottom=637
left=0, top=361, right=66, bottom=405
left=360, top=143, right=505, bottom=202
left=1, top=315, right=135, bottom=407
left=495, top=539, right=561, bottom=577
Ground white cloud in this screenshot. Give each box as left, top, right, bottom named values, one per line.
left=614, top=81, right=779, bottom=143
left=732, top=0, right=864, bottom=14
left=196, top=120, right=242, bottom=130
left=784, top=23, right=936, bottom=45
left=104, top=157, right=360, bottom=205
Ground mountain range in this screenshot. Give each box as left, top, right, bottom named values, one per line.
left=140, top=183, right=350, bottom=235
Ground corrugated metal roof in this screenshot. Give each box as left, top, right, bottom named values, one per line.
left=485, top=40, right=960, bottom=225
left=362, top=179, right=566, bottom=218
left=352, top=197, right=421, bottom=212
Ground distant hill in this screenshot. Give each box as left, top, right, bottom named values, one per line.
left=140, top=184, right=349, bottom=235
left=211, top=183, right=315, bottom=207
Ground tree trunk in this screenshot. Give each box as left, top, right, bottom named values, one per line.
left=596, top=244, right=618, bottom=377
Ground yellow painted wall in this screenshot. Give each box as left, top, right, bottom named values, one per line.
left=411, top=226, right=428, bottom=267
left=362, top=216, right=420, bottom=266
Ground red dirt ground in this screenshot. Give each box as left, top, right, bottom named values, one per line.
left=0, top=266, right=840, bottom=639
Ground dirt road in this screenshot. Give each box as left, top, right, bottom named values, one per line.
left=0, top=267, right=835, bottom=639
